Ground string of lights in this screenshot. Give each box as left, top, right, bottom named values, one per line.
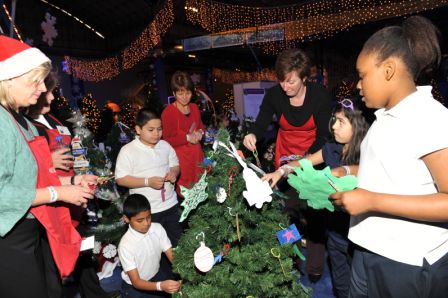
left=186, top=0, right=448, bottom=34
left=212, top=68, right=276, bottom=85
left=65, top=0, right=174, bottom=81
left=2, top=4, right=23, bottom=41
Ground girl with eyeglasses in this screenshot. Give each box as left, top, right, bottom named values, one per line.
left=330, top=16, right=448, bottom=297
left=263, top=98, right=369, bottom=297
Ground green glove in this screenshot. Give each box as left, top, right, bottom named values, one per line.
left=287, top=159, right=357, bottom=211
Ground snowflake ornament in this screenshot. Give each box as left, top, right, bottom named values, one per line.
left=41, top=12, right=58, bottom=47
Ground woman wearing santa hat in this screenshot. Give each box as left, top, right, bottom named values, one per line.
left=0, top=35, right=96, bottom=297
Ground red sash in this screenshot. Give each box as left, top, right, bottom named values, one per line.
left=275, top=114, right=317, bottom=168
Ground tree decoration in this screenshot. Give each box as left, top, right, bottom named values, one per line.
left=218, top=141, right=273, bottom=209
left=179, top=171, right=209, bottom=222
left=216, top=187, right=227, bottom=203
left=194, top=233, right=215, bottom=273
left=287, top=159, right=358, bottom=211
left=41, top=12, right=58, bottom=46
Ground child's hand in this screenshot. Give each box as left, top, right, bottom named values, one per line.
left=261, top=171, right=283, bottom=188
left=330, top=188, right=374, bottom=215
left=331, top=167, right=347, bottom=177
left=165, top=171, right=176, bottom=184
left=161, top=280, right=181, bottom=294
left=149, top=177, right=165, bottom=189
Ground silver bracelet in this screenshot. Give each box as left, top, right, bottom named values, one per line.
left=144, top=177, right=149, bottom=187
left=47, top=186, right=58, bottom=203
left=156, top=281, right=162, bottom=291
left=342, top=165, right=351, bottom=175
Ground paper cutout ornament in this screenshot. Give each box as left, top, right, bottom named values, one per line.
left=287, top=159, right=357, bottom=211
left=276, top=224, right=301, bottom=245
left=216, top=187, right=227, bottom=203
left=218, top=141, right=272, bottom=208
left=179, top=171, right=208, bottom=222
left=194, top=241, right=214, bottom=273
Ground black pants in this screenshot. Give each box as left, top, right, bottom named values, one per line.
left=121, top=269, right=170, bottom=298
left=350, top=247, right=448, bottom=298
left=283, top=185, right=327, bottom=275
left=151, top=204, right=183, bottom=247
left=0, top=218, right=48, bottom=298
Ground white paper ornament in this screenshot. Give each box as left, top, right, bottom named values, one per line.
left=216, top=187, right=227, bottom=203
left=194, top=241, right=214, bottom=272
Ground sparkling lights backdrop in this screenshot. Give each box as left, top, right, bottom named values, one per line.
left=64, top=0, right=173, bottom=82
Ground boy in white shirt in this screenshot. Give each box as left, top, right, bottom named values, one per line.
left=115, top=108, right=182, bottom=246
left=119, top=194, right=181, bottom=297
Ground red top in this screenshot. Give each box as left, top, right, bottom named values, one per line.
left=162, top=103, right=205, bottom=193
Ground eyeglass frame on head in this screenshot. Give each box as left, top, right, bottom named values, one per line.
left=338, top=98, right=354, bottom=111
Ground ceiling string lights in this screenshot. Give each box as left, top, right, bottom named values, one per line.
left=186, top=0, right=448, bottom=48
left=65, top=0, right=173, bottom=82
left=212, top=68, right=276, bottom=85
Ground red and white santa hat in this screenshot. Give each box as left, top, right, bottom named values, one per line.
left=0, top=35, right=51, bottom=81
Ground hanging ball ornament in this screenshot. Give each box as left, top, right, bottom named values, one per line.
left=194, top=241, right=214, bottom=273
left=216, top=187, right=227, bottom=204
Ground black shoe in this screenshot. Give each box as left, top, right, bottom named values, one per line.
left=308, top=273, right=322, bottom=283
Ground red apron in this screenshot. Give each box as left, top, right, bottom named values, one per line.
left=14, top=120, right=82, bottom=279
left=33, top=115, right=83, bottom=226
left=275, top=114, right=317, bottom=168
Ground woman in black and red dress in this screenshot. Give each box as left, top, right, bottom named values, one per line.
left=243, top=48, right=332, bottom=282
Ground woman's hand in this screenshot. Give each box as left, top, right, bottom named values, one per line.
left=56, top=184, right=95, bottom=208
left=160, top=280, right=181, bottom=294
left=51, top=148, right=73, bottom=171
left=243, top=133, right=257, bottom=151
left=186, top=130, right=203, bottom=144
left=330, top=188, right=375, bottom=215
left=261, top=170, right=283, bottom=188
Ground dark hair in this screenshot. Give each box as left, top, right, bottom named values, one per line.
left=135, top=108, right=160, bottom=127
left=123, top=194, right=151, bottom=219
left=275, top=48, right=311, bottom=81
left=362, top=16, right=441, bottom=81
left=170, top=71, right=194, bottom=93
left=26, top=71, right=59, bottom=119
left=331, top=99, right=370, bottom=165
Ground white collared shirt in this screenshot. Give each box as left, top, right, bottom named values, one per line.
left=118, top=223, right=171, bottom=285
left=115, top=138, right=179, bottom=213
left=349, top=86, right=448, bottom=266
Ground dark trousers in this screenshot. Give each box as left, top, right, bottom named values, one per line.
left=41, top=233, right=63, bottom=298
left=327, top=231, right=352, bottom=298
left=283, top=185, right=327, bottom=275
left=0, top=218, right=48, bottom=298
left=152, top=204, right=183, bottom=247
left=350, top=247, right=448, bottom=298
left=121, top=269, right=170, bottom=298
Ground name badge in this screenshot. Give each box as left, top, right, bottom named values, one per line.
left=57, top=125, right=71, bottom=136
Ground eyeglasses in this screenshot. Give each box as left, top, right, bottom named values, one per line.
left=339, top=98, right=354, bottom=111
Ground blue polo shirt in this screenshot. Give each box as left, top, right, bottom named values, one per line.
left=321, top=142, right=343, bottom=168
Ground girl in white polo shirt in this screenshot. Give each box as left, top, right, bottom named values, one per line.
left=331, top=16, right=448, bottom=297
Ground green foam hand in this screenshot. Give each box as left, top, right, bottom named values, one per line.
left=287, top=159, right=358, bottom=211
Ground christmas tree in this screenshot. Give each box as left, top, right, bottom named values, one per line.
left=80, top=93, right=101, bottom=135
left=173, top=130, right=310, bottom=297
